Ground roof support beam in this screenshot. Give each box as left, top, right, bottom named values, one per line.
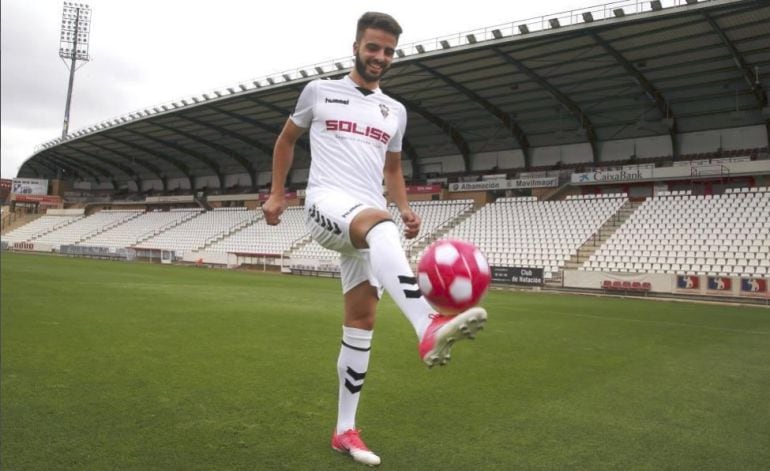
left=588, top=32, right=679, bottom=159
left=210, top=105, right=310, bottom=153
left=22, top=158, right=59, bottom=178
left=153, top=120, right=257, bottom=190
left=412, top=62, right=532, bottom=169
left=123, top=129, right=223, bottom=189
left=50, top=151, right=118, bottom=188
left=179, top=112, right=274, bottom=158
left=63, top=145, right=142, bottom=189
left=43, top=153, right=98, bottom=181
left=703, top=12, right=767, bottom=109
left=386, top=90, right=472, bottom=172
left=84, top=140, right=165, bottom=188
left=102, top=135, right=194, bottom=190
left=492, top=47, right=600, bottom=163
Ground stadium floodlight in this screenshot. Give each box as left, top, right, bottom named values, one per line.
left=651, top=0, right=663, bottom=11
left=582, top=12, right=594, bottom=22
left=214, top=91, right=222, bottom=97
left=59, top=2, right=92, bottom=139
left=239, top=84, right=248, bottom=91
left=396, top=49, right=405, bottom=58
left=227, top=87, right=236, bottom=94
left=314, top=66, right=325, bottom=74
left=685, top=0, right=698, bottom=4
left=282, top=73, right=292, bottom=81
left=440, top=40, right=450, bottom=49
left=299, top=70, right=308, bottom=78
left=415, top=44, right=425, bottom=53
left=252, top=80, right=262, bottom=88
left=613, top=8, right=625, bottom=17
left=517, top=25, right=529, bottom=34
left=334, top=62, right=345, bottom=70
left=266, top=77, right=275, bottom=85
left=549, top=18, right=561, bottom=28
left=466, top=34, right=477, bottom=44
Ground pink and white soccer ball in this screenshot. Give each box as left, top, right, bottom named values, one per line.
left=417, top=239, right=491, bottom=316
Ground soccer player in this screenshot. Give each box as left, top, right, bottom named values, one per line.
left=262, top=12, right=487, bottom=466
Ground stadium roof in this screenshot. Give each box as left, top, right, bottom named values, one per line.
left=19, top=0, right=770, bottom=191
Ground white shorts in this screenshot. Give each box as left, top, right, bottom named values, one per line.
left=304, top=190, right=386, bottom=296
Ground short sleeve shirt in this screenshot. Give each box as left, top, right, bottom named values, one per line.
left=290, top=75, right=407, bottom=209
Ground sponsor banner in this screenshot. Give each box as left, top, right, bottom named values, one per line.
left=12, top=178, right=48, bottom=195
left=676, top=275, right=699, bottom=289
left=448, top=177, right=558, bottom=192
left=13, top=242, right=35, bottom=251
left=572, top=159, right=770, bottom=185
left=491, top=266, right=544, bottom=286
left=741, top=278, right=768, bottom=294
left=572, top=168, right=654, bottom=184
left=406, top=184, right=442, bottom=194
left=12, top=194, right=62, bottom=206
left=707, top=276, right=732, bottom=291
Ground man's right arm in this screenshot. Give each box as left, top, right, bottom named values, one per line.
left=262, top=119, right=307, bottom=225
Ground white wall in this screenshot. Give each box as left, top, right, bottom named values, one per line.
left=224, top=173, right=251, bottom=187
left=418, top=154, right=465, bottom=174
left=291, top=168, right=309, bottom=184
left=194, top=175, right=221, bottom=190
left=720, top=125, right=767, bottom=150
left=471, top=150, right=526, bottom=171
left=530, top=143, right=592, bottom=166
left=142, top=179, right=165, bottom=192
left=257, top=171, right=272, bottom=187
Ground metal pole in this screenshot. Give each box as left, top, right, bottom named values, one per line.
left=61, top=7, right=80, bottom=139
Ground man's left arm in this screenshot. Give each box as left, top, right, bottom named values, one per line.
left=383, top=151, right=420, bottom=239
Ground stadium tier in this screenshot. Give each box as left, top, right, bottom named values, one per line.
left=2, top=213, right=83, bottom=244
left=412, top=194, right=628, bottom=280
left=134, top=208, right=258, bottom=255
left=33, top=210, right=142, bottom=247
left=205, top=206, right=306, bottom=255
left=583, top=187, right=770, bottom=277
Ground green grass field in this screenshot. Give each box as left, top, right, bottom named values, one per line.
left=2, top=252, right=769, bottom=470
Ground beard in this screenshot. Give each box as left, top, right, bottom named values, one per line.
left=354, top=51, right=390, bottom=84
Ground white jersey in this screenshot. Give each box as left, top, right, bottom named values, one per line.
left=290, top=75, right=407, bottom=209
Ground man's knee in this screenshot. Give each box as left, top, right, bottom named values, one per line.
left=349, top=209, right=392, bottom=249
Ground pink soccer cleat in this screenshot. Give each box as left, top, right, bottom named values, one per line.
left=331, top=429, right=381, bottom=466
left=418, top=307, right=487, bottom=368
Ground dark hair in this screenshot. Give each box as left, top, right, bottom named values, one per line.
left=356, top=12, right=402, bottom=42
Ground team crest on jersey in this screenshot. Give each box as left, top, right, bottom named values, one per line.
left=379, top=104, right=389, bottom=118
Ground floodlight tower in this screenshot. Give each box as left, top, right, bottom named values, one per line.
left=59, top=2, right=92, bottom=139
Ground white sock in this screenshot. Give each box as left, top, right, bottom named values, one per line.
left=366, top=221, right=434, bottom=339
left=336, top=326, right=373, bottom=435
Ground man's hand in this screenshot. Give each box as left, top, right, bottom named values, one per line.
left=262, top=194, right=287, bottom=225
left=400, top=209, right=421, bottom=239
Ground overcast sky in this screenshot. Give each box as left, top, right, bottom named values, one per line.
left=1, top=0, right=601, bottom=179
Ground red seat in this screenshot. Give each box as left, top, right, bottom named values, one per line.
left=602, top=280, right=612, bottom=289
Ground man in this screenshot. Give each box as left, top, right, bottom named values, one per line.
left=262, top=12, right=487, bottom=466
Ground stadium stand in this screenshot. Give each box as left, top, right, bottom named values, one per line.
left=583, top=187, right=770, bottom=278
left=135, top=208, right=258, bottom=256
left=205, top=206, right=305, bottom=255
left=32, top=210, right=142, bottom=247
left=414, top=194, right=628, bottom=280
left=2, top=213, right=83, bottom=244
left=80, top=209, right=201, bottom=249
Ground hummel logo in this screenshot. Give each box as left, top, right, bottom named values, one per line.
left=398, top=275, right=422, bottom=299
left=344, top=367, right=366, bottom=394
left=325, top=98, right=349, bottom=105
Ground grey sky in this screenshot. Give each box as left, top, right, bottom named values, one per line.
left=1, top=0, right=600, bottom=179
